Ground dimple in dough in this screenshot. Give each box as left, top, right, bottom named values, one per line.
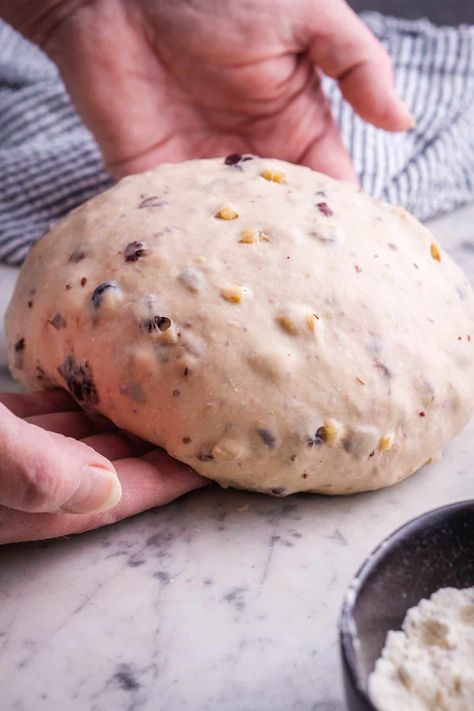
left=6, top=156, right=474, bottom=495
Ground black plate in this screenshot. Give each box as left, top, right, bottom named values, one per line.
left=339, top=500, right=474, bottom=711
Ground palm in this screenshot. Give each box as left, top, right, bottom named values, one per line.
left=141, top=52, right=338, bottom=174
left=41, top=0, right=411, bottom=181
left=131, top=2, right=342, bottom=174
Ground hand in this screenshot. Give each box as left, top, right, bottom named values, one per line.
left=2, top=0, right=413, bottom=182
left=0, top=390, right=208, bottom=545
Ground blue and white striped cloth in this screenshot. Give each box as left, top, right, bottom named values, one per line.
left=1, top=13, right=473, bottom=265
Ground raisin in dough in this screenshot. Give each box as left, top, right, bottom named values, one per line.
left=6, top=157, right=474, bottom=495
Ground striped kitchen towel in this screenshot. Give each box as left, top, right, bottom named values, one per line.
left=1, top=12, right=474, bottom=266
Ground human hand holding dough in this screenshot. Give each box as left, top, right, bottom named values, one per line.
left=1, top=0, right=413, bottom=181
left=0, top=390, right=207, bottom=545
left=7, top=157, right=474, bottom=497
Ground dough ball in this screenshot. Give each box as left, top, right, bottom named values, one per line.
left=6, top=156, right=474, bottom=495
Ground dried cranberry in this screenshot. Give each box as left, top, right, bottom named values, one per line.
left=141, top=315, right=172, bottom=333
left=49, top=313, right=67, bottom=330
left=91, top=281, right=119, bottom=309
left=316, top=202, right=333, bottom=217
left=374, top=361, right=392, bottom=379
left=197, top=452, right=214, bottom=462
left=138, top=196, right=164, bottom=208
left=124, top=241, right=147, bottom=262
left=58, top=356, right=99, bottom=405
left=271, top=487, right=286, bottom=496
left=257, top=428, right=276, bottom=448
left=313, top=426, right=327, bottom=445
left=224, top=153, right=242, bottom=165
left=224, top=154, right=253, bottom=167
left=68, top=249, right=86, bottom=263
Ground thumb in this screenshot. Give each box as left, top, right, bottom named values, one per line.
left=0, top=403, right=122, bottom=514
left=306, top=0, right=414, bottom=131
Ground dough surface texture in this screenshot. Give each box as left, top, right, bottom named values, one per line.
left=6, top=156, right=474, bottom=495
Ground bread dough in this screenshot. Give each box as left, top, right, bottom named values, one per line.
left=369, top=587, right=474, bottom=711
left=5, top=156, right=474, bottom=495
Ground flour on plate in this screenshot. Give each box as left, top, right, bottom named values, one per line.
left=369, top=586, right=474, bottom=711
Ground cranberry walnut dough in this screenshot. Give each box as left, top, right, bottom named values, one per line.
left=6, top=157, right=474, bottom=495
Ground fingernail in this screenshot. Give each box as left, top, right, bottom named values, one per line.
left=62, top=466, right=122, bottom=514
left=400, top=100, right=416, bottom=129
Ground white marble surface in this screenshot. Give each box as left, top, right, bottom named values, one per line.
left=1, top=204, right=474, bottom=711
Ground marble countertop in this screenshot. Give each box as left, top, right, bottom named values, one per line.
left=1, top=204, right=473, bottom=711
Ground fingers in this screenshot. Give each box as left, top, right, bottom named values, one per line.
left=0, top=389, right=79, bottom=417
left=306, top=1, right=413, bottom=131
left=138, top=448, right=210, bottom=502
left=113, top=450, right=209, bottom=513
left=0, top=403, right=121, bottom=515
left=300, top=121, right=357, bottom=183
left=26, top=411, right=117, bottom=439
left=298, top=81, right=358, bottom=183
left=237, top=64, right=358, bottom=182
left=0, top=450, right=209, bottom=544
left=81, top=431, right=154, bottom=460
